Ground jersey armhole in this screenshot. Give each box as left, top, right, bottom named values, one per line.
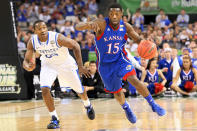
left=55, top=33, right=61, bottom=48
left=32, top=37, right=35, bottom=50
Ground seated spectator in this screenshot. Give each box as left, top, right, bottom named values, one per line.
left=50, top=23, right=60, bottom=32
left=188, top=41, right=196, bottom=50
left=162, top=34, right=173, bottom=47
left=38, top=10, right=51, bottom=23
left=75, top=32, right=84, bottom=44
left=122, top=8, right=131, bottom=23
left=76, top=0, right=86, bottom=10
left=86, top=38, right=95, bottom=51
left=125, top=39, right=138, bottom=53
left=141, top=58, right=167, bottom=96
left=171, top=54, right=197, bottom=96
left=65, top=0, right=76, bottom=22
left=171, top=48, right=178, bottom=60
left=186, top=24, right=194, bottom=37
left=60, top=21, right=75, bottom=37
left=155, top=9, right=169, bottom=25
left=88, top=0, right=98, bottom=15
left=154, top=36, right=162, bottom=50
left=158, top=48, right=173, bottom=88
left=132, top=8, right=144, bottom=31
left=179, top=29, right=189, bottom=47
left=82, top=61, right=104, bottom=98
left=57, top=14, right=66, bottom=26
left=98, top=13, right=104, bottom=19
left=171, top=37, right=182, bottom=50
left=176, top=9, right=189, bottom=28
left=17, top=4, right=28, bottom=27
left=27, top=2, right=39, bottom=25
left=158, top=15, right=172, bottom=28
left=81, top=40, right=89, bottom=50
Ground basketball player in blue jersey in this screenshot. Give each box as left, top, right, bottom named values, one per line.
left=141, top=58, right=167, bottom=96
left=23, top=20, right=95, bottom=129
left=171, top=54, right=197, bottom=96
left=76, top=3, right=165, bottom=123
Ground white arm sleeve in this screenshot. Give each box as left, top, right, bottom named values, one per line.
left=125, top=48, right=142, bottom=70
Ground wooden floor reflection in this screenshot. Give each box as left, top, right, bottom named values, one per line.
left=1, top=97, right=197, bottom=131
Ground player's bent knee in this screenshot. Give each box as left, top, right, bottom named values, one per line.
left=127, top=75, right=140, bottom=86
left=41, top=87, right=50, bottom=96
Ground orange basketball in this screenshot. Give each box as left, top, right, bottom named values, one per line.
left=137, top=40, right=157, bottom=59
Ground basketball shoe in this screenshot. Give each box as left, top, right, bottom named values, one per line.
left=85, top=105, right=95, bottom=120
left=47, top=115, right=60, bottom=129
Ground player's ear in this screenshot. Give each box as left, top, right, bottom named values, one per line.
left=120, top=10, right=123, bottom=17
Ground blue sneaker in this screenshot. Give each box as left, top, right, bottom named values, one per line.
left=123, top=106, right=137, bottom=124
left=85, top=105, right=95, bottom=120
left=47, top=116, right=60, bottom=129
left=151, top=103, right=166, bottom=116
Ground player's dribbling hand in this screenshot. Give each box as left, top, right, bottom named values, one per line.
left=88, top=22, right=100, bottom=32
left=23, top=60, right=36, bottom=72
left=78, top=66, right=91, bottom=78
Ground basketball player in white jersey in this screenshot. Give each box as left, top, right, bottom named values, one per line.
left=23, top=20, right=95, bottom=129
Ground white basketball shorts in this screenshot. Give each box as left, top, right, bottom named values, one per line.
left=40, top=62, right=84, bottom=94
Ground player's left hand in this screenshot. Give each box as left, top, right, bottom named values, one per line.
left=78, top=66, right=91, bottom=78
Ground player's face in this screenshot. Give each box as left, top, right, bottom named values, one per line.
left=108, top=8, right=122, bottom=26
left=34, top=22, right=48, bottom=38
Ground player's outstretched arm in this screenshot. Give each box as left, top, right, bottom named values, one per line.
left=124, top=22, right=142, bottom=44
left=23, top=39, right=36, bottom=72
left=57, top=34, right=91, bottom=77
left=75, top=19, right=105, bottom=33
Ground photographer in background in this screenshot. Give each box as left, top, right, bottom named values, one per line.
left=82, top=61, right=105, bottom=98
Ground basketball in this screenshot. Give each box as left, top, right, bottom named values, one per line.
left=137, top=40, right=157, bottom=59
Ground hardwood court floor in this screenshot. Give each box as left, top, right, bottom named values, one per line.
left=1, top=97, right=197, bottom=131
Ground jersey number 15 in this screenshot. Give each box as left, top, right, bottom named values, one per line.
left=106, top=43, right=119, bottom=54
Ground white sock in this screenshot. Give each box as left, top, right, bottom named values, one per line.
left=49, top=110, right=59, bottom=120
left=83, top=99, right=91, bottom=107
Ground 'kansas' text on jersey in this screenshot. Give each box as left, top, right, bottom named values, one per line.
left=95, top=18, right=128, bottom=64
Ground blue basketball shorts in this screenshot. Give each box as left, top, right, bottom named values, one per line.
left=98, top=57, right=136, bottom=93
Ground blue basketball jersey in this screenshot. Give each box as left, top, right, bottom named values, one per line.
left=95, top=17, right=128, bottom=64
left=144, top=69, right=159, bottom=83
left=180, top=69, right=195, bottom=83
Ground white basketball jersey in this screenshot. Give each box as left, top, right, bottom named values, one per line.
left=31, top=31, right=76, bottom=65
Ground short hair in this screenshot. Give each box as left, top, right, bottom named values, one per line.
left=160, top=9, right=164, bottom=12
left=108, top=3, right=123, bottom=11
left=33, top=20, right=45, bottom=29
left=89, top=61, right=96, bottom=65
